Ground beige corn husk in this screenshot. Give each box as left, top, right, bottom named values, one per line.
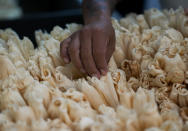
left=183, top=121, right=188, bottom=131
left=48, top=97, right=72, bottom=125
left=0, top=87, right=26, bottom=111
left=144, top=8, right=169, bottom=28
left=5, top=106, right=36, bottom=124
left=68, top=100, right=96, bottom=122
left=117, top=106, right=141, bottom=131
left=75, top=79, right=107, bottom=110
left=180, top=107, right=188, bottom=121
left=63, top=88, right=85, bottom=102
left=0, top=55, right=16, bottom=80
left=23, top=82, right=50, bottom=119
left=87, top=72, right=119, bottom=108
left=177, top=87, right=188, bottom=107
left=53, top=66, right=75, bottom=90
left=0, top=7, right=188, bottom=131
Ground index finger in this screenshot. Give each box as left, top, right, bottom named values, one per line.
left=60, top=38, right=71, bottom=64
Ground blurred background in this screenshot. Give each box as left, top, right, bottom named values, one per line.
left=0, top=0, right=187, bottom=42
left=0, top=0, right=146, bottom=20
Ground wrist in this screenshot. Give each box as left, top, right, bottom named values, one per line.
left=84, top=11, right=111, bottom=25
left=82, top=0, right=112, bottom=25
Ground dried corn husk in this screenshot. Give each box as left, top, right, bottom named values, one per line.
left=75, top=79, right=107, bottom=110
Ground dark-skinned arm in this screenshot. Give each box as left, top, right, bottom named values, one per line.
left=60, top=0, right=120, bottom=78
left=185, top=8, right=188, bottom=15
left=83, top=0, right=119, bottom=24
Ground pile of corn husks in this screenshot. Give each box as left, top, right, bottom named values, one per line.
left=0, top=7, right=188, bottom=131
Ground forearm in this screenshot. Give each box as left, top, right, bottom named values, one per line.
left=82, top=0, right=119, bottom=24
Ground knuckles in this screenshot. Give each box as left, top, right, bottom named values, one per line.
left=60, top=23, right=116, bottom=74
left=79, top=24, right=115, bottom=38
left=80, top=27, right=91, bottom=35
left=69, top=44, right=77, bottom=55
left=92, top=26, right=104, bottom=33
left=93, top=47, right=105, bottom=56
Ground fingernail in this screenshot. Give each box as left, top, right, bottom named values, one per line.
left=100, top=69, right=107, bottom=76
left=80, top=68, right=86, bottom=73
left=64, top=58, right=69, bottom=63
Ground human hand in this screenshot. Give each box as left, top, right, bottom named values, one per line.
left=60, top=19, right=115, bottom=78
left=185, top=8, right=188, bottom=16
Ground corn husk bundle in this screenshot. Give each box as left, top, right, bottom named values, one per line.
left=0, top=7, right=188, bottom=131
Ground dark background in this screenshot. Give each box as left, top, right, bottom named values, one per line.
left=18, top=0, right=144, bottom=15
left=0, top=0, right=144, bottom=43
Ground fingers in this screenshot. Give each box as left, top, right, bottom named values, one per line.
left=60, top=38, right=71, bottom=64
left=92, top=32, right=108, bottom=75
left=106, top=32, right=116, bottom=63
left=60, top=27, right=115, bottom=78
left=80, top=29, right=100, bottom=78
left=68, top=33, right=85, bottom=73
